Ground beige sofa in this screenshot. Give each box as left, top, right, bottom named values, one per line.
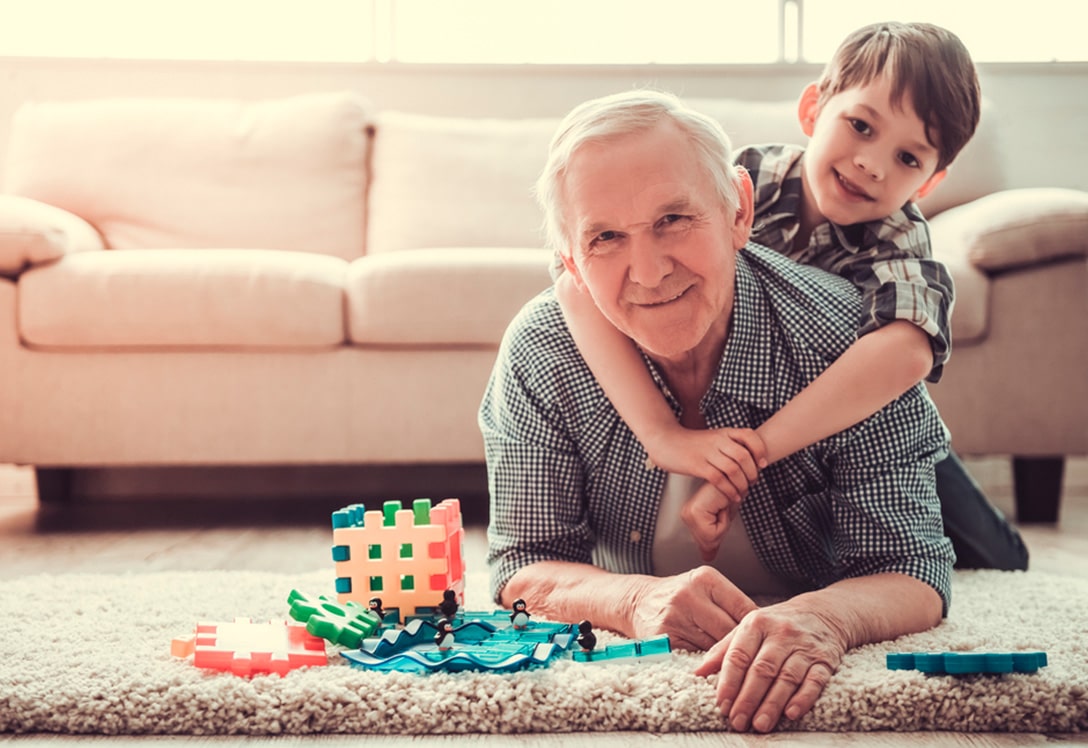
left=0, top=91, right=1084, bottom=520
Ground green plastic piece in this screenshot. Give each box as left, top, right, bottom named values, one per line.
left=413, top=498, right=432, bottom=525
left=288, top=589, right=381, bottom=648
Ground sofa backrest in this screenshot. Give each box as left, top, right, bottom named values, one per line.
left=3, top=92, right=370, bottom=261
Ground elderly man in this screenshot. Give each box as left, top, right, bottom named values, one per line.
left=478, top=90, right=954, bottom=732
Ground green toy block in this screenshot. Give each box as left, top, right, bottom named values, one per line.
left=287, top=589, right=381, bottom=648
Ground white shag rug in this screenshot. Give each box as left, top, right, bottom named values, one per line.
left=0, top=568, right=1085, bottom=735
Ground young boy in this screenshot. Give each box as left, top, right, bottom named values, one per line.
left=555, top=21, right=1028, bottom=568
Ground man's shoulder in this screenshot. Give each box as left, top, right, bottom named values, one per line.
left=496, top=288, right=590, bottom=385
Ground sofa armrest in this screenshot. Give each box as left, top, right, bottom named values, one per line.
left=928, top=188, right=1088, bottom=272
left=0, top=195, right=105, bottom=277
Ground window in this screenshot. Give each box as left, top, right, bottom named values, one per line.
left=1, top=0, right=1084, bottom=63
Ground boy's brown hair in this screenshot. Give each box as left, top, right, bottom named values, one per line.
left=816, top=21, right=980, bottom=172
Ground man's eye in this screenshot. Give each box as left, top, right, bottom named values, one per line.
left=659, top=214, right=688, bottom=229
left=595, top=230, right=618, bottom=243
left=849, top=118, right=872, bottom=136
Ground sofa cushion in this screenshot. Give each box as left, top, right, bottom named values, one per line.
left=932, top=188, right=1088, bottom=272
left=0, top=195, right=104, bottom=276
left=366, top=111, right=557, bottom=254
left=18, top=249, right=347, bottom=348
left=346, top=248, right=552, bottom=345
left=4, top=92, right=370, bottom=261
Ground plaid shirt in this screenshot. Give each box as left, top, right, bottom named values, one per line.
left=738, top=144, right=954, bottom=382
left=480, top=244, right=954, bottom=613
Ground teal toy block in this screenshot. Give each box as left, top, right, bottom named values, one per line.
left=886, top=651, right=1048, bottom=675
left=287, top=589, right=381, bottom=649
left=572, top=635, right=672, bottom=664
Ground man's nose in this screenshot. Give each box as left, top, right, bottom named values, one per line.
left=627, top=233, right=671, bottom=287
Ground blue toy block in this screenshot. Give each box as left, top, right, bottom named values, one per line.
left=572, top=635, right=672, bottom=664
left=886, top=650, right=1048, bottom=675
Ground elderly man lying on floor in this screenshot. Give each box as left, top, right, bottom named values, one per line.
left=478, top=90, right=954, bottom=733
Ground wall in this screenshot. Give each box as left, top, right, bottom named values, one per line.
left=0, top=57, right=1086, bottom=192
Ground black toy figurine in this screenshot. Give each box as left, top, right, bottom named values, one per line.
left=434, top=618, right=455, bottom=651
left=438, top=589, right=459, bottom=619
left=576, top=620, right=597, bottom=652
left=368, top=597, right=385, bottom=622
left=510, top=598, right=530, bottom=629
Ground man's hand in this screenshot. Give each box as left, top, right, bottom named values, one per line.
left=644, top=427, right=767, bottom=504
left=628, top=566, right=759, bottom=651
left=681, top=482, right=738, bottom=562
left=693, top=597, right=847, bottom=732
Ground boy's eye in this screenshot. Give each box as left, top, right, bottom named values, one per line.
left=898, top=152, right=921, bottom=169
left=848, top=118, right=872, bottom=136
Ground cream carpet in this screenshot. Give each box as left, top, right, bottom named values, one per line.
left=1, top=568, right=1085, bottom=734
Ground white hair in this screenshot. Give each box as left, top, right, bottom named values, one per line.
left=534, top=89, right=741, bottom=254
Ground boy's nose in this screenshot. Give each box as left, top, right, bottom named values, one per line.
left=854, top=150, right=885, bottom=181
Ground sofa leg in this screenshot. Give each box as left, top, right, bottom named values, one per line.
left=1012, top=456, right=1064, bottom=524
left=34, top=467, right=75, bottom=504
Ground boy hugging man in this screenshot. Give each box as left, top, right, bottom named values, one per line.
left=554, top=21, right=1028, bottom=570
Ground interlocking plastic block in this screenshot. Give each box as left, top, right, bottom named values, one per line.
left=330, top=498, right=466, bottom=622
left=572, top=635, right=673, bottom=664
left=886, top=651, right=1048, bottom=674
left=171, top=618, right=327, bottom=677
left=287, top=589, right=381, bottom=648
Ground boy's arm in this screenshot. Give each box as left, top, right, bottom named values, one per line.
left=555, top=274, right=764, bottom=500
left=756, top=320, right=933, bottom=463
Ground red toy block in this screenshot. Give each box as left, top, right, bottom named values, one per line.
left=171, top=618, right=327, bottom=677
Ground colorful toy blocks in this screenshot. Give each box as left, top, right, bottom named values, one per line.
left=330, top=498, right=466, bottom=622
left=572, top=635, right=672, bottom=664
left=886, top=650, right=1048, bottom=674
left=287, top=589, right=381, bottom=649
left=171, top=618, right=327, bottom=677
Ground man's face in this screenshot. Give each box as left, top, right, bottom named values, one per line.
left=800, top=76, right=946, bottom=227
left=560, top=121, right=750, bottom=364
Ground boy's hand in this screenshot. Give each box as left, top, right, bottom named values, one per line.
left=682, top=482, right=737, bottom=562
left=645, top=427, right=768, bottom=504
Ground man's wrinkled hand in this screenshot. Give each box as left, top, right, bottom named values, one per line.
left=694, top=598, right=846, bottom=732
left=628, top=566, right=759, bottom=651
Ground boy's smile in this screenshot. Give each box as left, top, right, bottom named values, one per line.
left=798, top=76, right=946, bottom=230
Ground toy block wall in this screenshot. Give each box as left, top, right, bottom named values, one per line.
left=331, top=498, right=465, bottom=621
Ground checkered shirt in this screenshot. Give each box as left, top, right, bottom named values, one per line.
left=480, top=243, right=954, bottom=613
left=738, top=143, right=954, bottom=382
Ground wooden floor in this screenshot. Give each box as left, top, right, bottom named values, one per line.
left=2, top=458, right=1087, bottom=747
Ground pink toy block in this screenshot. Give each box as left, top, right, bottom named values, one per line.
left=171, top=618, right=327, bottom=677
left=331, top=498, right=466, bottom=621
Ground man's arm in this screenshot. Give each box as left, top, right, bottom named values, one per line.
left=502, top=561, right=759, bottom=652
left=695, top=573, right=942, bottom=733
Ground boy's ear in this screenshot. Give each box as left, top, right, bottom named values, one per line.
left=730, top=166, right=755, bottom=249
left=913, top=169, right=948, bottom=201
left=797, top=83, right=821, bottom=137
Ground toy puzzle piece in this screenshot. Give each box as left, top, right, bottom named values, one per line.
left=886, top=651, right=1048, bottom=674
left=171, top=618, right=327, bottom=677
left=572, top=635, right=672, bottom=664
left=287, top=589, right=381, bottom=648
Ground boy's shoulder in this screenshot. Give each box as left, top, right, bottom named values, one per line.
left=736, top=143, right=804, bottom=194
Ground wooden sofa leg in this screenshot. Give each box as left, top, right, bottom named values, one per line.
left=1012, top=456, right=1064, bottom=524
left=34, top=467, right=75, bottom=504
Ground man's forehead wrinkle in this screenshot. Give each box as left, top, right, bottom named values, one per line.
left=577, top=186, right=696, bottom=239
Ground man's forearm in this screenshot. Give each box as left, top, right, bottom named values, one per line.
left=789, top=572, right=943, bottom=649
left=500, top=561, right=648, bottom=637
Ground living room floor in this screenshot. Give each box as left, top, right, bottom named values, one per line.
left=1, top=458, right=1086, bottom=747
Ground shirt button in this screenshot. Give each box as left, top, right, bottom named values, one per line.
left=644, top=457, right=656, bottom=471
left=870, top=247, right=879, bottom=256
left=630, top=530, right=642, bottom=543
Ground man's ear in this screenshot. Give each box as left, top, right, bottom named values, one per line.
left=797, top=82, right=821, bottom=137
left=559, top=247, right=587, bottom=291
left=913, top=168, right=947, bottom=202
left=731, top=166, right=755, bottom=250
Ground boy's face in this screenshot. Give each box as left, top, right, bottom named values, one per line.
left=798, top=77, right=946, bottom=227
